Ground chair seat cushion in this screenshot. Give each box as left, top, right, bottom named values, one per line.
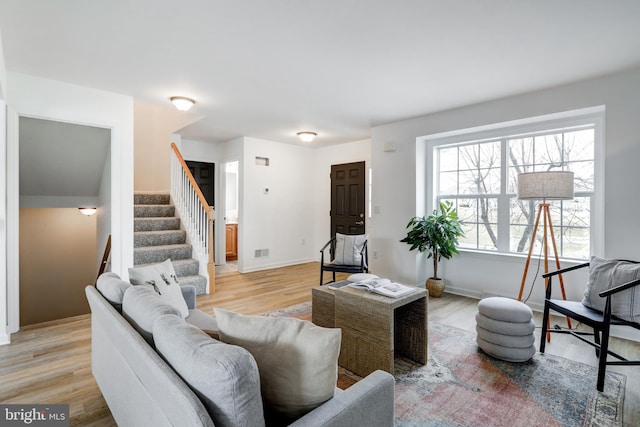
left=476, top=336, right=536, bottom=362
left=475, top=312, right=535, bottom=336
left=477, top=297, right=532, bottom=323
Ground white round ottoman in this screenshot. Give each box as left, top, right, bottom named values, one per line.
left=475, top=297, right=536, bottom=362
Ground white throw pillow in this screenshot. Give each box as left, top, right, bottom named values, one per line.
left=582, top=256, right=640, bottom=322
left=128, top=259, right=189, bottom=318
left=213, top=308, right=341, bottom=424
left=334, top=233, right=367, bottom=266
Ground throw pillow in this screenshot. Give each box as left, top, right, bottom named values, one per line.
left=128, top=259, right=189, bottom=318
left=334, top=233, right=367, bottom=266
left=582, top=256, right=640, bottom=322
left=213, top=308, right=341, bottom=424
left=153, top=314, right=265, bottom=427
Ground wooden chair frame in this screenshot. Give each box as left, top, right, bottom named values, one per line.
left=541, top=261, right=640, bottom=391
left=319, top=236, right=368, bottom=286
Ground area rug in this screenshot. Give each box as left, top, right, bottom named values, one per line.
left=264, top=302, right=625, bottom=427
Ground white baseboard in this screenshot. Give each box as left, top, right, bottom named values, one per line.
left=240, top=258, right=314, bottom=273
left=0, top=333, right=10, bottom=346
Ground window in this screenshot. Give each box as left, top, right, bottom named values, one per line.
left=431, top=111, right=602, bottom=260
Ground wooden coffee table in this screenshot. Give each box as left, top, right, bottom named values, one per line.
left=312, top=284, right=428, bottom=377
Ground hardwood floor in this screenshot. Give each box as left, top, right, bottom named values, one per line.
left=0, top=262, right=638, bottom=426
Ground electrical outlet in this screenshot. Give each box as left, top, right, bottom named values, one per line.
left=373, top=251, right=378, bottom=259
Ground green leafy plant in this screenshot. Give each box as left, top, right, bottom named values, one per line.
left=400, top=201, right=464, bottom=280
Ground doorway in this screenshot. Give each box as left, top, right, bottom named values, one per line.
left=186, top=160, right=215, bottom=206
left=330, top=161, right=366, bottom=237
left=18, top=117, right=110, bottom=326
left=224, top=161, right=239, bottom=271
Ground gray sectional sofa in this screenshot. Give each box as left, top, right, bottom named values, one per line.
left=86, top=273, right=395, bottom=426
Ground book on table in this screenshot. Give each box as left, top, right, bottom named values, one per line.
left=348, top=278, right=417, bottom=298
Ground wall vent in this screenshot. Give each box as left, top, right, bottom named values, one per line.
left=254, top=248, right=269, bottom=258
left=255, top=156, right=269, bottom=166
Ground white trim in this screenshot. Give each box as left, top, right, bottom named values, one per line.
left=5, top=74, right=134, bottom=332
left=0, top=100, right=8, bottom=343
left=423, top=106, right=604, bottom=261
left=6, top=107, right=19, bottom=333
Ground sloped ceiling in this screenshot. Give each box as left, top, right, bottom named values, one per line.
left=19, top=117, right=110, bottom=202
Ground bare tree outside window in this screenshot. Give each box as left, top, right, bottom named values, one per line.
left=436, top=125, right=594, bottom=259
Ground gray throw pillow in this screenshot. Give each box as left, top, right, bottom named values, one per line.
left=334, top=233, right=367, bottom=266
left=128, top=259, right=189, bottom=318
left=153, top=315, right=265, bottom=427
left=582, top=256, right=640, bottom=322
left=214, top=308, right=341, bottom=424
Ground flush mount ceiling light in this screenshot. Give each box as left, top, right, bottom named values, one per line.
left=79, top=208, right=97, bottom=216
left=297, top=131, right=317, bottom=142
left=170, top=96, right=196, bottom=111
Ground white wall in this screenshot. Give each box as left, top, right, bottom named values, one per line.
left=5, top=72, right=134, bottom=335
left=0, top=31, right=10, bottom=343
left=179, top=137, right=373, bottom=273
left=371, top=66, right=640, bottom=312
left=240, top=137, right=315, bottom=272
left=313, top=139, right=372, bottom=259
left=97, top=148, right=112, bottom=273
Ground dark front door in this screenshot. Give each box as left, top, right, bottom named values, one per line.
left=330, top=161, right=366, bottom=237
left=186, top=161, right=215, bottom=207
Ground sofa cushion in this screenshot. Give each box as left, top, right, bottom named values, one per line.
left=122, top=286, right=181, bottom=345
left=153, top=315, right=265, bottom=427
left=186, top=309, right=220, bottom=340
left=128, top=259, right=189, bottom=318
left=334, top=233, right=367, bottom=267
left=582, top=256, right=640, bottom=322
left=96, top=272, right=131, bottom=312
left=214, top=308, right=341, bottom=424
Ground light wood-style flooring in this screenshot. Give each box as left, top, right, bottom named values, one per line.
left=0, top=262, right=638, bottom=426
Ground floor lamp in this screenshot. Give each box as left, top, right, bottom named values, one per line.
left=516, top=171, right=574, bottom=339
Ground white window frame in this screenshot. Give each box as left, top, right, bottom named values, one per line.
left=422, top=106, right=605, bottom=261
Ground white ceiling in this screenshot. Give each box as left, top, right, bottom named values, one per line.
left=2, top=0, right=640, bottom=146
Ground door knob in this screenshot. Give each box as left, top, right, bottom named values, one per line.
left=355, top=221, right=364, bottom=225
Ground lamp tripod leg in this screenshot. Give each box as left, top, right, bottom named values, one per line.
left=518, top=206, right=543, bottom=302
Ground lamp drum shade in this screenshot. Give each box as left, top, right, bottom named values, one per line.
left=517, top=171, right=574, bottom=200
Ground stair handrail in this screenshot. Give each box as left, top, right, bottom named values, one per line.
left=170, top=143, right=216, bottom=293
left=96, top=234, right=111, bottom=284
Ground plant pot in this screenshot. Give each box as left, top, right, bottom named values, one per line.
left=426, top=278, right=445, bottom=298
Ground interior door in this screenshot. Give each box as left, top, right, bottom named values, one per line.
left=331, top=161, right=366, bottom=237
left=186, top=160, right=215, bottom=206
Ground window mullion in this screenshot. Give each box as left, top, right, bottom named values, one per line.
left=497, top=138, right=510, bottom=252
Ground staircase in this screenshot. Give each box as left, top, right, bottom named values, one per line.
left=133, top=193, right=208, bottom=294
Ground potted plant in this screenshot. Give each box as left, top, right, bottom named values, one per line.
left=400, top=201, right=464, bottom=297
